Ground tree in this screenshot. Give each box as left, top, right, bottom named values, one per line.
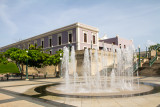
left=4, top=48, right=19, bottom=58
left=0, top=52, right=8, bottom=64
left=149, top=44, right=160, bottom=52
left=10, top=49, right=28, bottom=78
left=27, top=49, right=49, bottom=68
left=2, top=48, right=28, bottom=78
left=44, top=50, right=63, bottom=77
left=10, top=49, right=28, bottom=64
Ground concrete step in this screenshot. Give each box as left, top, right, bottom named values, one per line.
left=138, top=58, right=160, bottom=76
left=138, top=62, right=160, bottom=76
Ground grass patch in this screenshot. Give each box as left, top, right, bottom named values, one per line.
left=0, top=62, right=20, bottom=74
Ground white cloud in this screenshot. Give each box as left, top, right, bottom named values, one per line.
left=0, top=2, right=18, bottom=35
left=146, top=40, right=156, bottom=47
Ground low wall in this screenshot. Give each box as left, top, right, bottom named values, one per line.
left=24, top=65, right=56, bottom=75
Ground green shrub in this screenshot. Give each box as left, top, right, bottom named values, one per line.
left=0, top=62, right=19, bottom=74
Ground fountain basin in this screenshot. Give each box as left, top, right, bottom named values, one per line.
left=34, top=82, right=160, bottom=98
left=46, top=83, right=152, bottom=96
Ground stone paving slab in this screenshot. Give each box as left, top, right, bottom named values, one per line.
left=0, top=81, right=40, bottom=87
left=0, top=79, right=60, bottom=94
left=113, top=97, right=141, bottom=107
left=0, top=93, right=14, bottom=100
left=1, top=84, right=43, bottom=93
left=40, top=95, right=65, bottom=104
left=97, top=98, right=120, bottom=107
left=65, top=97, right=82, bottom=107
left=0, top=100, right=44, bottom=107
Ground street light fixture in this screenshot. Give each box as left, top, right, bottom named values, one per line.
left=138, top=45, right=141, bottom=67
left=26, top=50, right=29, bottom=80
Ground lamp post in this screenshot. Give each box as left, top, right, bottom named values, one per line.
left=60, top=53, right=62, bottom=77
left=91, top=40, right=92, bottom=49
left=156, top=44, right=158, bottom=58
left=138, top=45, right=141, bottom=67
left=103, top=41, right=104, bottom=51
left=26, top=50, right=29, bottom=80
left=51, top=45, right=54, bottom=55
left=146, top=45, right=147, bottom=58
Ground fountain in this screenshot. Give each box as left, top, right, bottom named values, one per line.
left=45, top=45, right=154, bottom=97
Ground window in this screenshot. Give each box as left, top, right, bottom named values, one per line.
left=48, top=36, right=52, bottom=47
left=69, top=33, right=72, bottom=43
left=84, top=47, right=87, bottom=50
left=124, top=45, right=126, bottom=48
left=35, top=43, right=37, bottom=49
left=41, top=41, right=44, bottom=48
left=119, top=44, right=121, bottom=49
left=23, top=44, right=25, bottom=49
left=112, top=42, right=115, bottom=45
left=28, top=44, right=30, bottom=49
left=58, top=36, right=61, bottom=45
left=99, top=47, right=103, bottom=50
left=68, top=30, right=73, bottom=43
left=93, top=35, right=96, bottom=44
left=34, top=40, right=37, bottom=49
left=41, top=38, right=44, bottom=48
left=84, top=33, right=87, bottom=42
left=49, top=38, right=52, bottom=47
left=57, top=34, right=62, bottom=45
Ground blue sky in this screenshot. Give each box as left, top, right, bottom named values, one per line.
left=0, top=0, right=160, bottom=50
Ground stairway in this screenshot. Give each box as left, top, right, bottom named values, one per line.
left=138, top=58, right=160, bottom=76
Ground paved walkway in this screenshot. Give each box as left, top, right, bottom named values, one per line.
left=0, top=77, right=160, bottom=107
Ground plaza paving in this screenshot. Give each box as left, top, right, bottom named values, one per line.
left=0, top=77, right=160, bottom=107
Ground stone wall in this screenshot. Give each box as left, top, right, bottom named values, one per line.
left=74, top=49, right=116, bottom=75
left=26, top=49, right=117, bottom=76
left=24, top=65, right=56, bottom=76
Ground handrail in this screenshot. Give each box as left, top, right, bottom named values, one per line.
left=133, top=61, right=138, bottom=72
left=149, top=56, right=157, bottom=67
left=148, top=44, right=160, bottom=67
